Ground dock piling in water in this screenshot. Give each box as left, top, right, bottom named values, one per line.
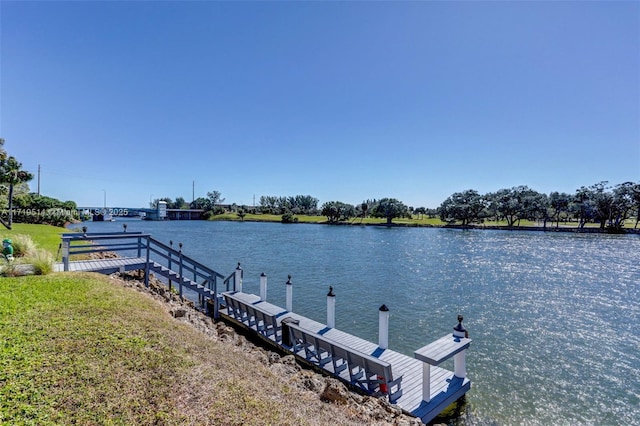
left=327, top=286, right=336, bottom=328
left=260, top=272, right=267, bottom=301
left=453, top=315, right=468, bottom=378
left=378, top=304, right=389, bottom=350
left=285, top=275, right=293, bottom=311
left=235, top=263, right=243, bottom=292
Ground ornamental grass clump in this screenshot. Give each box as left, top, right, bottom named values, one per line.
left=9, top=233, right=37, bottom=258
left=29, top=249, right=54, bottom=275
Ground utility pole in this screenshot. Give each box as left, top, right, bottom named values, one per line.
left=37, top=165, right=41, bottom=196
left=192, top=180, right=195, bottom=203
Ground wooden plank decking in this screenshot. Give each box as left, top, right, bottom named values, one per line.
left=221, top=291, right=471, bottom=424
left=54, top=257, right=148, bottom=274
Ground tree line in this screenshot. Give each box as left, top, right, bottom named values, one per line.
left=156, top=181, right=639, bottom=232
left=0, top=139, right=80, bottom=228
left=438, top=182, right=640, bottom=231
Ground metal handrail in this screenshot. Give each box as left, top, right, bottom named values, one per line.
left=60, top=231, right=232, bottom=319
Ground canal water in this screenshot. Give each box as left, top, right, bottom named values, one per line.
left=71, top=219, right=640, bottom=425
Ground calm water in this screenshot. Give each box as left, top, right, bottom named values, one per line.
left=71, top=219, right=640, bottom=425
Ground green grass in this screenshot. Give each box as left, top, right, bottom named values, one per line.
left=0, top=273, right=189, bottom=424
left=0, top=273, right=371, bottom=425
left=210, top=213, right=445, bottom=225
left=0, top=223, right=67, bottom=257
left=206, top=211, right=640, bottom=229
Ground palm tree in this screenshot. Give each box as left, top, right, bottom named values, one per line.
left=0, top=147, right=34, bottom=229
left=360, top=202, right=368, bottom=224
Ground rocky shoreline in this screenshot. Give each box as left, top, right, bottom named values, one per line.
left=110, top=270, right=429, bottom=426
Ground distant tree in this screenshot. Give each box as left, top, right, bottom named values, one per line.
left=571, top=186, right=596, bottom=229
left=237, top=208, right=246, bottom=221
left=414, top=207, right=426, bottom=219
left=370, top=198, right=408, bottom=225
left=630, top=183, right=640, bottom=229
left=190, top=197, right=212, bottom=210
left=439, top=189, right=488, bottom=226
left=610, top=182, right=638, bottom=232
left=172, top=196, right=188, bottom=209
left=549, top=192, right=571, bottom=228
left=259, top=195, right=278, bottom=214
left=355, top=202, right=370, bottom=223
left=523, top=190, right=549, bottom=227
left=289, top=195, right=319, bottom=215
left=588, top=181, right=615, bottom=230
left=207, top=190, right=225, bottom=209
left=488, top=186, right=541, bottom=227
left=321, top=201, right=355, bottom=223
left=258, top=194, right=318, bottom=215
left=0, top=140, right=34, bottom=229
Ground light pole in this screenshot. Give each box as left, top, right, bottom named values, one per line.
left=102, top=189, right=106, bottom=211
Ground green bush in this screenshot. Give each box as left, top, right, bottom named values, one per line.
left=281, top=212, right=298, bottom=223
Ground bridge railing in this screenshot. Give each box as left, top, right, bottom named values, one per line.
left=61, top=231, right=228, bottom=318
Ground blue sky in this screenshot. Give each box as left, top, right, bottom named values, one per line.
left=1, top=1, right=638, bottom=209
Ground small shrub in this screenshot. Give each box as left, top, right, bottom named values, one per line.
left=281, top=213, right=298, bottom=223
left=9, top=234, right=37, bottom=258
left=29, top=249, right=54, bottom=275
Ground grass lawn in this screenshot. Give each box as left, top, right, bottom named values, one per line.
left=0, top=223, right=67, bottom=256
left=0, top=273, right=369, bottom=425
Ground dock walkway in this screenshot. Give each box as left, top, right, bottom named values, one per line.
left=221, top=290, right=471, bottom=424
left=54, top=257, right=148, bottom=274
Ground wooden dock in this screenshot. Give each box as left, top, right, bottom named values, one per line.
left=54, top=257, right=148, bottom=274
left=221, top=290, right=472, bottom=424
left=55, top=231, right=472, bottom=424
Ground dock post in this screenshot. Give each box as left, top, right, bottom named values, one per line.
left=178, top=243, right=183, bottom=299
left=260, top=272, right=267, bottom=301
left=327, top=286, right=336, bottom=328
left=378, top=304, right=389, bottom=349
left=62, top=237, right=70, bottom=271
left=168, top=240, right=173, bottom=291
left=213, top=275, right=219, bottom=320
left=235, top=263, right=243, bottom=292
left=422, top=363, right=431, bottom=402
left=285, top=275, right=293, bottom=312
left=453, top=315, right=468, bottom=378
left=144, top=236, right=150, bottom=288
